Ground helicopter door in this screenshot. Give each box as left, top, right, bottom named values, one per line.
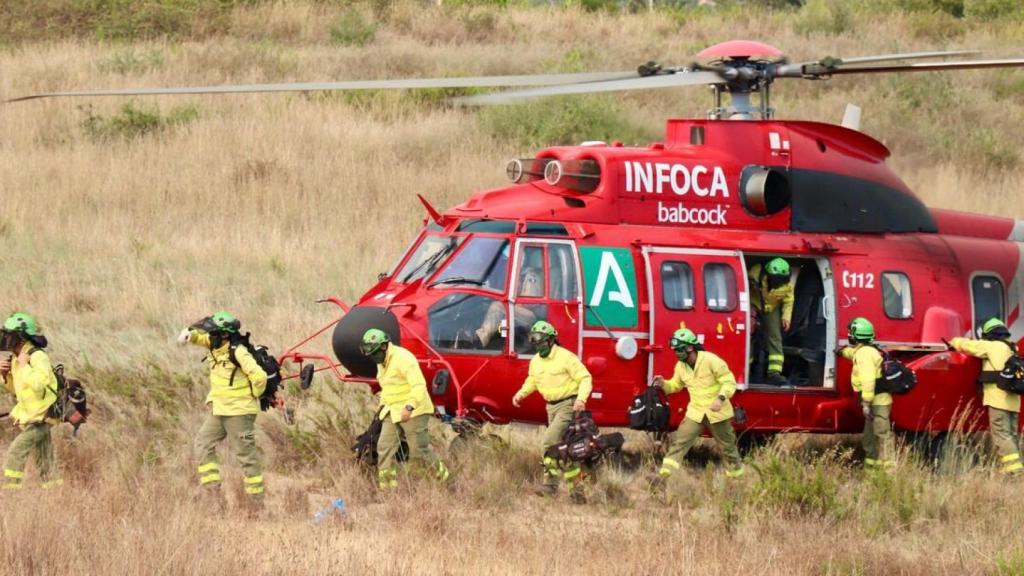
left=509, top=240, right=582, bottom=358
left=645, top=248, right=749, bottom=389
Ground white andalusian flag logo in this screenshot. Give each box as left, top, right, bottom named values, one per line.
left=590, top=251, right=636, bottom=309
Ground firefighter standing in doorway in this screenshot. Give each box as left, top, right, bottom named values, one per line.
left=750, top=257, right=794, bottom=386
left=951, top=318, right=1022, bottom=476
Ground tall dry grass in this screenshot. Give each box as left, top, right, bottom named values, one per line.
left=1, top=2, right=1024, bottom=574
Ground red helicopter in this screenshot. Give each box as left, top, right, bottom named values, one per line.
left=12, top=40, right=1024, bottom=440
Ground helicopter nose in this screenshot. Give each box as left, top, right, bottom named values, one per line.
left=332, top=306, right=402, bottom=378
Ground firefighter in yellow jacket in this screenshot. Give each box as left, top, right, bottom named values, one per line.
left=360, top=329, right=449, bottom=490
left=750, top=258, right=794, bottom=386
left=178, top=311, right=267, bottom=502
left=1, top=313, right=62, bottom=490
left=653, top=328, right=744, bottom=480
left=951, top=318, right=1022, bottom=476
left=839, top=317, right=893, bottom=471
left=512, top=321, right=592, bottom=498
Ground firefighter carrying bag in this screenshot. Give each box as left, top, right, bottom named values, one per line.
left=995, top=341, right=1024, bottom=394
left=628, top=385, right=670, bottom=432
left=545, top=410, right=624, bottom=466
left=228, top=333, right=282, bottom=411
left=872, top=347, right=917, bottom=395
left=46, top=364, right=89, bottom=430
left=352, top=409, right=408, bottom=467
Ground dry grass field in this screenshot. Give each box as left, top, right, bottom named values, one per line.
left=1, top=1, right=1024, bottom=574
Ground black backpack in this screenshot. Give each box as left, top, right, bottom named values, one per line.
left=227, top=333, right=282, bottom=411
left=628, top=385, right=670, bottom=431
left=46, top=364, right=89, bottom=431
left=872, top=346, right=917, bottom=395
left=352, top=410, right=408, bottom=467
left=544, top=411, right=624, bottom=466
left=995, top=341, right=1024, bottom=394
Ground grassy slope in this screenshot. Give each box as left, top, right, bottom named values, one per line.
left=1, top=2, right=1024, bottom=574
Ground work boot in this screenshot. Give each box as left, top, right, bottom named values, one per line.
left=766, top=373, right=788, bottom=386
left=533, top=483, right=557, bottom=497
left=569, top=488, right=587, bottom=505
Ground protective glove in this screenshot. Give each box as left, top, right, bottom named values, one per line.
left=176, top=328, right=192, bottom=346
left=862, top=403, right=871, bottom=418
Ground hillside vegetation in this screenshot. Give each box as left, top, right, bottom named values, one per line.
left=1, top=1, right=1023, bottom=575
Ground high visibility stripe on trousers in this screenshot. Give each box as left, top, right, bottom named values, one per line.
left=197, top=462, right=221, bottom=486
left=1001, top=453, right=1023, bottom=475
left=436, top=462, right=450, bottom=482
left=41, top=478, right=64, bottom=489
left=378, top=467, right=398, bottom=490
left=767, top=354, right=785, bottom=374
left=658, top=457, right=682, bottom=478
left=244, top=475, right=264, bottom=495
left=2, top=469, right=24, bottom=490
left=725, top=466, right=745, bottom=478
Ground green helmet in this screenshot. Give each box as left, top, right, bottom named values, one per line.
left=669, top=328, right=699, bottom=350
left=847, top=317, right=875, bottom=343
left=765, top=258, right=790, bottom=277
left=529, top=321, right=557, bottom=338
left=361, top=328, right=390, bottom=356
left=982, top=318, right=1007, bottom=336
left=2, top=312, right=40, bottom=337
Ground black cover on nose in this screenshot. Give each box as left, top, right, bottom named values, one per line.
left=332, top=306, right=401, bottom=378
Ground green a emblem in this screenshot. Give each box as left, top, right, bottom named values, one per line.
left=580, top=247, right=638, bottom=328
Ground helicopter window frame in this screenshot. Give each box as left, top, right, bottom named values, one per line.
left=970, top=273, right=1005, bottom=332
left=661, top=261, right=696, bottom=311
left=703, top=262, right=738, bottom=312
left=881, top=271, right=913, bottom=320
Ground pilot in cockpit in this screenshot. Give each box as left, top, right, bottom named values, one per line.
left=476, top=267, right=544, bottom=347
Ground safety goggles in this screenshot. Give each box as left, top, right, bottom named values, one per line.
left=360, top=342, right=383, bottom=356
left=528, top=332, right=549, bottom=345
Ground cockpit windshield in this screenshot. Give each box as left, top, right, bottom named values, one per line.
left=428, top=237, right=510, bottom=292
left=395, top=234, right=464, bottom=284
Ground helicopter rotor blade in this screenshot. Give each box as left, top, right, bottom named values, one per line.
left=831, top=49, right=979, bottom=65
left=824, top=58, right=1024, bottom=75
left=4, top=71, right=639, bottom=103
left=454, top=70, right=725, bottom=105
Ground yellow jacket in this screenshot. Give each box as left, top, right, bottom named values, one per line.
left=661, top=350, right=737, bottom=424
left=516, top=345, right=593, bottom=404
left=189, top=332, right=267, bottom=416
left=749, top=263, right=794, bottom=323
left=951, top=337, right=1020, bottom=413
left=842, top=344, right=890, bottom=406
left=376, top=344, right=434, bottom=423
left=2, top=345, right=58, bottom=426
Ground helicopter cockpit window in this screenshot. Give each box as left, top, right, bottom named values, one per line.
left=396, top=235, right=464, bottom=284
left=429, top=237, right=510, bottom=292
left=704, top=263, right=737, bottom=312
left=661, top=261, right=695, bottom=311
left=971, top=275, right=1005, bottom=332
left=457, top=219, right=517, bottom=234
left=548, top=244, right=578, bottom=301
left=881, top=272, right=913, bottom=319
left=428, top=293, right=505, bottom=354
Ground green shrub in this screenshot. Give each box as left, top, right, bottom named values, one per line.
left=477, top=96, right=656, bottom=149
left=80, top=102, right=201, bottom=141
left=794, top=0, right=851, bottom=36
left=751, top=452, right=848, bottom=519
left=96, top=49, right=165, bottom=75
left=329, top=10, right=377, bottom=47
left=964, top=0, right=1022, bottom=20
